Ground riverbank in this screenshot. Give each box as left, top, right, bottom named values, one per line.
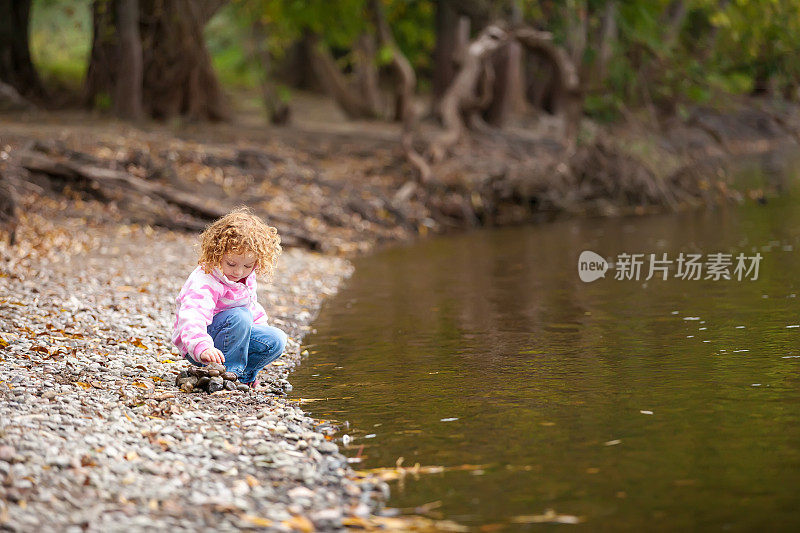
left=0, top=215, right=398, bottom=531
left=1, top=95, right=798, bottom=531
left=3, top=97, right=798, bottom=254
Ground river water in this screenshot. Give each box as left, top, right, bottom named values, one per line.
left=289, top=153, right=800, bottom=530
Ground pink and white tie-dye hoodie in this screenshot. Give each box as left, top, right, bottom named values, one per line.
left=171, top=265, right=269, bottom=362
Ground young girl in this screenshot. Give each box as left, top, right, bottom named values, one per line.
left=172, top=208, right=287, bottom=388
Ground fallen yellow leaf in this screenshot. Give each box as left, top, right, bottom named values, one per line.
left=240, top=514, right=273, bottom=528
left=341, top=516, right=371, bottom=528
left=283, top=515, right=314, bottom=532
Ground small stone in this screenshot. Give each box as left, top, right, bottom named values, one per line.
left=206, top=362, right=225, bottom=373
left=0, top=446, right=16, bottom=462
left=196, top=376, right=211, bottom=390
left=176, top=376, right=198, bottom=388
left=317, top=441, right=338, bottom=454
left=222, top=372, right=237, bottom=381
left=174, top=370, right=190, bottom=385
left=223, top=380, right=236, bottom=391
left=207, top=377, right=224, bottom=393
left=42, top=390, right=57, bottom=400
left=311, top=508, right=342, bottom=529
left=236, top=383, right=250, bottom=392
left=46, top=455, right=73, bottom=468
left=288, top=486, right=315, bottom=500
left=344, top=483, right=361, bottom=497
left=287, top=503, right=304, bottom=515
left=353, top=503, right=371, bottom=517
left=179, top=382, right=194, bottom=393
left=207, top=369, right=221, bottom=377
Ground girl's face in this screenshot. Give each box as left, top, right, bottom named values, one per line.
left=221, top=252, right=257, bottom=281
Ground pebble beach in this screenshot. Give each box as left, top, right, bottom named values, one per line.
left=0, top=218, right=390, bottom=532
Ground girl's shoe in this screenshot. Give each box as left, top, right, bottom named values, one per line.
left=247, top=379, right=261, bottom=389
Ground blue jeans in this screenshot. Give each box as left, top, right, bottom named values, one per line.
left=188, top=307, right=288, bottom=383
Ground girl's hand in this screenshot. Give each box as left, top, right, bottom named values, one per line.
left=199, top=348, right=225, bottom=364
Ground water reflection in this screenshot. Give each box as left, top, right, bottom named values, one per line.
left=291, top=154, right=800, bottom=530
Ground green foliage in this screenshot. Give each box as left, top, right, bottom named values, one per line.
left=385, top=1, right=435, bottom=72
left=205, top=6, right=262, bottom=89
left=211, top=0, right=800, bottom=115
left=216, top=0, right=436, bottom=90
left=21, top=0, right=800, bottom=119
left=29, top=0, right=91, bottom=90
left=711, top=0, right=800, bottom=90
left=539, top=0, right=800, bottom=116
left=583, top=93, right=623, bottom=122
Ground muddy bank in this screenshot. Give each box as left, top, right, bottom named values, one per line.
left=406, top=96, right=800, bottom=225
left=2, top=98, right=798, bottom=257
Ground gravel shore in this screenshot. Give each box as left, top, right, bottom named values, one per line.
left=0, top=219, right=389, bottom=532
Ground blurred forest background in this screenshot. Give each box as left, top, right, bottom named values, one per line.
left=2, top=0, right=800, bottom=252
left=5, top=0, right=798, bottom=123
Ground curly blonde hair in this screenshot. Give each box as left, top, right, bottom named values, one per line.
left=198, top=207, right=281, bottom=279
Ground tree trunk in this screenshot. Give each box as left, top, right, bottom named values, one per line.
left=307, top=33, right=379, bottom=119
left=515, top=27, right=582, bottom=147
left=432, top=0, right=460, bottom=108
left=368, top=0, right=427, bottom=181
left=84, top=0, right=117, bottom=108
left=250, top=20, right=290, bottom=125
left=484, top=40, right=522, bottom=127
left=113, top=0, right=143, bottom=120
left=431, top=25, right=507, bottom=162
left=86, top=0, right=228, bottom=121
left=0, top=0, right=45, bottom=99
left=563, top=0, right=588, bottom=69
left=354, top=32, right=383, bottom=116
left=139, top=0, right=229, bottom=121
left=198, top=0, right=227, bottom=22
left=596, top=0, right=617, bottom=86
left=281, top=37, right=322, bottom=91
left=505, top=0, right=527, bottom=116
left=369, top=0, right=416, bottom=123
left=525, top=52, right=557, bottom=112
